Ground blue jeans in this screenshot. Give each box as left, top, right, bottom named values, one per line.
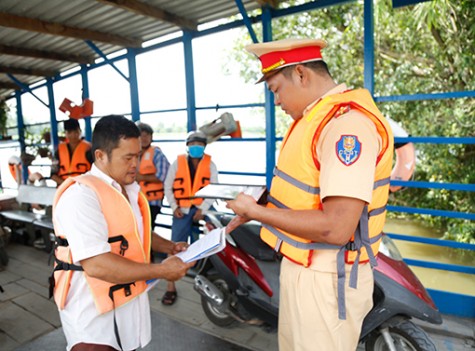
left=171, top=206, right=201, bottom=244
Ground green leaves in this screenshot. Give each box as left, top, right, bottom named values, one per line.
left=227, top=0, right=474, bottom=242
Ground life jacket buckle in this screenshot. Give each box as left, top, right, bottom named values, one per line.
left=345, top=241, right=357, bottom=251
left=120, top=240, right=129, bottom=256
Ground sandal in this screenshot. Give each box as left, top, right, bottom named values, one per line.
left=161, top=290, right=177, bottom=306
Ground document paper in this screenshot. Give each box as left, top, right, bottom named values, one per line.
left=194, top=183, right=266, bottom=201
left=146, top=228, right=226, bottom=292
left=176, top=227, right=226, bottom=263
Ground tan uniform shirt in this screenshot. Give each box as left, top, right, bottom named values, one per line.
left=279, top=84, right=378, bottom=351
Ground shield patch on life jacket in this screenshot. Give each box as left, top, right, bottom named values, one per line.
left=336, top=135, right=361, bottom=166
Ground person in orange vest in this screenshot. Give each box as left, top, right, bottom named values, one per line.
left=51, top=115, right=194, bottom=351
left=51, top=118, right=93, bottom=186
left=7, top=155, right=23, bottom=185
left=162, top=130, right=218, bottom=305
left=7, top=154, right=45, bottom=186
left=136, top=122, right=170, bottom=232
left=226, top=39, right=394, bottom=351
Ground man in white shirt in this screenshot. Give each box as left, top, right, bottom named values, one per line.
left=52, top=115, right=194, bottom=351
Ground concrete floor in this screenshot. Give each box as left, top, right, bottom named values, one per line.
left=1, top=242, right=474, bottom=351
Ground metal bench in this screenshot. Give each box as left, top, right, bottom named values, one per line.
left=0, top=185, right=56, bottom=246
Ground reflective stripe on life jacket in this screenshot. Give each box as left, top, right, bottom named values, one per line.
left=50, top=174, right=151, bottom=315
left=57, top=140, right=91, bottom=179
left=260, top=88, right=394, bottom=319
left=172, top=154, right=211, bottom=207
left=138, top=146, right=164, bottom=201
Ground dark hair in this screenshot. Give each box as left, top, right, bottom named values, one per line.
left=281, top=60, right=332, bottom=80
left=136, top=122, right=154, bottom=135
left=64, top=118, right=80, bottom=132
left=92, top=115, right=140, bottom=158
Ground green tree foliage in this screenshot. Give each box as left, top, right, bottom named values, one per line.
left=226, top=0, right=474, bottom=242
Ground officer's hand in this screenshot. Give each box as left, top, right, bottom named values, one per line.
left=225, top=215, right=249, bottom=234
left=226, top=193, right=257, bottom=219
left=160, top=256, right=195, bottom=281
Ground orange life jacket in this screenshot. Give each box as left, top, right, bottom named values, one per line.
left=8, top=163, right=21, bottom=183
left=138, top=146, right=164, bottom=201
left=50, top=174, right=151, bottom=314
left=172, top=154, right=211, bottom=207
left=260, top=88, right=393, bottom=319
left=57, top=139, right=91, bottom=179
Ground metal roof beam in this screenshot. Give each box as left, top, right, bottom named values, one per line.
left=97, top=0, right=198, bottom=31
left=7, top=74, right=49, bottom=108
left=235, top=0, right=258, bottom=43
left=0, top=65, right=57, bottom=77
left=0, top=44, right=94, bottom=64
left=0, top=12, right=142, bottom=48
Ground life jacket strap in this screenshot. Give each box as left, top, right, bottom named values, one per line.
left=108, top=235, right=129, bottom=256
left=56, top=235, right=129, bottom=256
left=273, top=167, right=320, bottom=195
left=48, top=258, right=84, bottom=300
left=108, top=282, right=136, bottom=351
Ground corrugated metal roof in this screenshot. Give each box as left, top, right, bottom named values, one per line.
left=0, top=0, right=264, bottom=99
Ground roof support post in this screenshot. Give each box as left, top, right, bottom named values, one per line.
left=262, top=6, right=275, bottom=189
left=235, top=0, right=258, bottom=43
left=15, top=91, right=28, bottom=184
left=127, top=48, right=140, bottom=122
left=80, top=64, right=92, bottom=141
left=46, top=78, right=59, bottom=153
left=183, top=30, right=197, bottom=132
left=363, top=0, right=375, bottom=95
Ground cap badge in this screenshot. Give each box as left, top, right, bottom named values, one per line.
left=262, top=58, right=286, bottom=74
left=336, top=135, right=361, bottom=166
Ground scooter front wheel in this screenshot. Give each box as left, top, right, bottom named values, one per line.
left=365, top=319, right=436, bottom=351
left=201, top=276, right=236, bottom=327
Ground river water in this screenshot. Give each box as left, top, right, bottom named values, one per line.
left=384, top=218, right=475, bottom=296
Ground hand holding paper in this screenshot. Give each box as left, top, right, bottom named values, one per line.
left=146, top=228, right=226, bottom=292
left=176, top=227, right=226, bottom=263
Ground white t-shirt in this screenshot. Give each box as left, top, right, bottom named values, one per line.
left=54, top=164, right=151, bottom=351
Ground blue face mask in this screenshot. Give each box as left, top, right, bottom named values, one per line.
left=188, top=145, right=205, bottom=158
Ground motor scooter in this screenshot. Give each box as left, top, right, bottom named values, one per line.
left=193, top=212, right=442, bottom=351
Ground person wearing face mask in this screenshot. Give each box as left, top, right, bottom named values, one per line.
left=163, top=130, right=218, bottom=305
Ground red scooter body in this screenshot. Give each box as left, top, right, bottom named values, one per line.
left=194, top=213, right=442, bottom=350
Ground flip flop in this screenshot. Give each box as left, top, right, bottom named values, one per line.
left=161, top=291, right=177, bottom=306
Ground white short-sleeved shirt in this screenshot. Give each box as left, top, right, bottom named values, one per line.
left=54, top=164, right=151, bottom=351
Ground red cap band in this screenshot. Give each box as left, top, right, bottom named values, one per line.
left=259, top=46, right=323, bottom=73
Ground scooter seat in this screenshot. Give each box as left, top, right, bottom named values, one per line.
left=229, top=223, right=278, bottom=262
